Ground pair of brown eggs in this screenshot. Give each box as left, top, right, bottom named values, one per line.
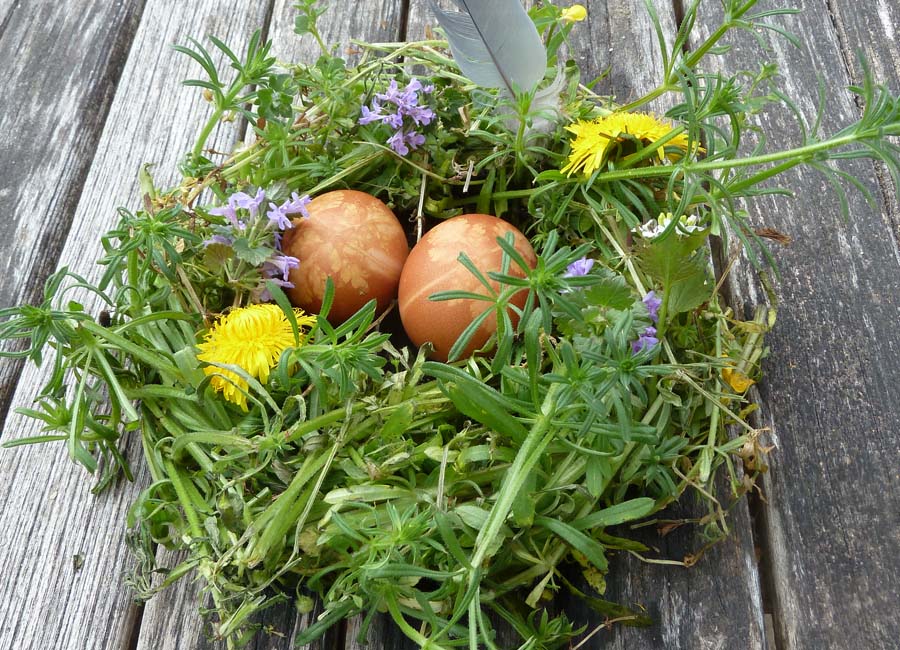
left=280, top=190, right=537, bottom=361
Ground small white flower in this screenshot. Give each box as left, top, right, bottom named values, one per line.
left=635, top=212, right=704, bottom=239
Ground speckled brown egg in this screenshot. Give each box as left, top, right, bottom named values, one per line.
left=398, top=214, right=537, bottom=362
left=281, top=190, right=409, bottom=322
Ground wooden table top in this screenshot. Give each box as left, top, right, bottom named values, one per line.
left=0, top=1, right=897, bottom=649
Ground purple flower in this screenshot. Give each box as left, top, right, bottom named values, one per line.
left=643, top=291, right=662, bottom=324
left=405, top=104, right=435, bottom=126
left=231, top=188, right=266, bottom=218
left=563, top=256, right=594, bottom=278
left=375, top=79, right=402, bottom=104
left=384, top=110, right=404, bottom=130
left=208, top=203, right=245, bottom=230
left=281, top=192, right=312, bottom=219
left=266, top=203, right=293, bottom=231
left=203, top=234, right=234, bottom=247
left=267, top=191, right=313, bottom=230
left=263, top=254, right=300, bottom=284
left=632, top=326, right=659, bottom=355
left=359, top=104, right=384, bottom=125
left=404, top=130, right=425, bottom=151
left=361, top=78, right=434, bottom=157
left=386, top=129, right=426, bottom=155
left=386, top=130, right=410, bottom=156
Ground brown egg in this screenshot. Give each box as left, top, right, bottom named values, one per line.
left=281, top=190, right=409, bottom=322
left=398, top=214, right=537, bottom=362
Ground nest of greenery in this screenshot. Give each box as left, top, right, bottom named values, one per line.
left=2, top=1, right=898, bottom=649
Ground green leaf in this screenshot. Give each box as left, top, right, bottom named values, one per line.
left=570, top=497, right=657, bottom=530
left=232, top=237, right=272, bottom=266
left=535, top=516, right=608, bottom=571
left=324, top=485, right=410, bottom=504
left=637, top=229, right=708, bottom=289
left=584, top=270, right=634, bottom=310
left=294, top=15, right=311, bottom=35
left=423, top=362, right=529, bottom=444
left=666, top=252, right=712, bottom=314
left=380, top=402, right=415, bottom=439
left=511, top=469, right=536, bottom=527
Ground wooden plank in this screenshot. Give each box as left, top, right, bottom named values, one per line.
left=692, top=1, right=900, bottom=648
left=0, top=1, right=272, bottom=649
left=827, top=0, right=899, bottom=89
left=0, top=0, right=144, bottom=424
left=560, top=493, right=766, bottom=649
left=267, top=0, right=406, bottom=63
left=826, top=0, right=900, bottom=237
left=133, top=2, right=409, bottom=649
left=0, top=0, right=19, bottom=36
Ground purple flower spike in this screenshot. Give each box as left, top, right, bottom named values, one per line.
left=362, top=78, right=435, bottom=157
left=643, top=291, right=662, bottom=323
left=632, top=326, right=659, bottom=355
left=564, top=257, right=595, bottom=278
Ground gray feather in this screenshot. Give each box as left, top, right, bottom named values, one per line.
left=430, top=0, right=547, bottom=95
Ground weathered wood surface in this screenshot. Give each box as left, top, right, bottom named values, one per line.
left=0, top=0, right=898, bottom=649
left=0, top=1, right=272, bottom=649
left=695, top=1, right=900, bottom=649
left=0, top=0, right=144, bottom=421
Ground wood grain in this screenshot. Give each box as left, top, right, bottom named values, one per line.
left=0, top=1, right=272, bottom=649
left=693, top=1, right=900, bottom=648
left=825, top=0, right=900, bottom=243
left=0, top=0, right=144, bottom=425
left=268, top=0, right=406, bottom=63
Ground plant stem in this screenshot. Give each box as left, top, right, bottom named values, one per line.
left=192, top=80, right=247, bottom=161
left=470, top=382, right=562, bottom=571
left=586, top=128, right=887, bottom=187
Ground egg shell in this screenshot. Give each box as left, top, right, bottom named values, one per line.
left=398, top=214, right=537, bottom=361
left=281, top=190, right=409, bottom=322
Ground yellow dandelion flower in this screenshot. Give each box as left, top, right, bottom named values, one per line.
left=196, top=303, right=316, bottom=410
left=561, top=5, right=587, bottom=22
left=561, top=112, right=692, bottom=177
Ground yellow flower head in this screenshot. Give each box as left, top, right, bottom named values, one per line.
left=561, top=112, right=692, bottom=177
left=196, top=304, right=316, bottom=410
left=561, top=4, right=587, bottom=22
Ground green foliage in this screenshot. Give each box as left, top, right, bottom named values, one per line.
left=1, top=0, right=897, bottom=649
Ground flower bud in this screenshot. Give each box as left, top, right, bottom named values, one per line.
left=561, top=4, right=587, bottom=22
